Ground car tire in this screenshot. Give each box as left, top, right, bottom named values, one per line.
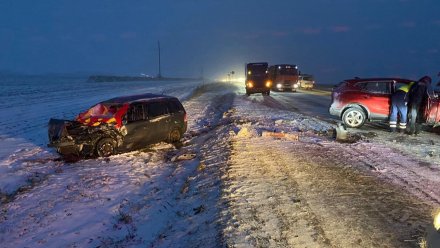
left=342, top=107, right=366, bottom=128
left=266, top=91, right=270, bottom=96
left=246, top=91, right=250, bottom=96
left=95, top=138, right=116, bottom=157
left=168, top=128, right=182, bottom=143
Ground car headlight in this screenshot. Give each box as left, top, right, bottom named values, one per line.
left=265, top=80, right=272, bottom=88
left=276, top=83, right=282, bottom=89
left=435, top=211, right=440, bottom=230
left=247, top=81, right=254, bottom=88
left=293, top=83, right=299, bottom=88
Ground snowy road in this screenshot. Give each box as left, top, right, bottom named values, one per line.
left=222, top=90, right=440, bottom=247
left=225, top=136, right=431, bottom=247
left=269, top=89, right=334, bottom=121
left=1, top=78, right=440, bottom=247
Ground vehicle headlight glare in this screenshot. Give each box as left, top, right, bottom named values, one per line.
left=266, top=80, right=272, bottom=88
left=247, top=81, right=254, bottom=88
left=434, top=210, right=440, bottom=230
left=276, top=83, right=282, bottom=89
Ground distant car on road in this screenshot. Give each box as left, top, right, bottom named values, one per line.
left=298, top=74, right=315, bottom=90
left=329, top=77, right=414, bottom=128
left=245, top=62, right=272, bottom=96
left=268, top=64, right=300, bottom=92
left=48, top=93, right=187, bottom=157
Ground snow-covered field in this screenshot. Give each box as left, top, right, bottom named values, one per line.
left=1, top=75, right=440, bottom=247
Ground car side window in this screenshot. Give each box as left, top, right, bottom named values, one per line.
left=167, top=100, right=183, bottom=114
left=358, top=81, right=390, bottom=94
left=127, top=104, right=145, bottom=122
left=147, top=102, right=169, bottom=118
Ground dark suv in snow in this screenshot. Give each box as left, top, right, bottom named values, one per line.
left=48, top=93, right=187, bottom=157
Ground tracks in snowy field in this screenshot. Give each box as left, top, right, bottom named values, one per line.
left=146, top=83, right=239, bottom=247
left=0, top=82, right=239, bottom=247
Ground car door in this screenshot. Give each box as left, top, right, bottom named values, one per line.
left=166, top=100, right=186, bottom=130
left=423, top=92, right=440, bottom=125
left=123, top=103, right=151, bottom=149
left=145, top=101, right=171, bottom=144
left=357, top=81, right=391, bottom=119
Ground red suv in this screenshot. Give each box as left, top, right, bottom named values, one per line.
left=329, top=78, right=414, bottom=128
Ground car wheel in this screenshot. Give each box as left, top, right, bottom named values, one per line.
left=266, top=91, right=270, bottom=96
left=342, top=107, right=366, bottom=128
left=168, top=128, right=181, bottom=143
left=95, top=138, right=116, bottom=157
left=246, top=91, right=250, bottom=96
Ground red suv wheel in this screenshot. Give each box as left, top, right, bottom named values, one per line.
left=342, top=107, right=366, bottom=128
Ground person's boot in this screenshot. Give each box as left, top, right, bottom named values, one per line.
left=409, top=125, right=415, bottom=135
left=415, top=124, right=421, bottom=135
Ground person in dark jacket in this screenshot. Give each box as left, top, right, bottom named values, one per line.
left=389, top=83, right=413, bottom=132
left=408, top=76, right=432, bottom=135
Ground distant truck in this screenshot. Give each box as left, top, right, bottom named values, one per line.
left=268, top=64, right=300, bottom=92
left=245, top=62, right=272, bottom=96
left=298, top=74, right=315, bottom=89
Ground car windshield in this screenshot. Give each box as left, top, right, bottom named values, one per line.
left=80, top=103, right=121, bottom=118
left=247, top=65, right=267, bottom=76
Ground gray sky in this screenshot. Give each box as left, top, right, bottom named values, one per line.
left=1, top=0, right=439, bottom=83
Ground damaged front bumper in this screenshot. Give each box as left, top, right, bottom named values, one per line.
left=47, top=118, right=124, bottom=157
left=48, top=118, right=91, bottom=156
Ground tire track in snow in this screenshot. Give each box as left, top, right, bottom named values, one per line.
left=224, top=136, right=331, bottom=247
left=282, top=140, right=432, bottom=247
left=146, top=83, right=239, bottom=247
left=339, top=142, right=440, bottom=205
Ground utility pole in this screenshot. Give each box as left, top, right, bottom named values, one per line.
left=157, top=41, right=162, bottom=78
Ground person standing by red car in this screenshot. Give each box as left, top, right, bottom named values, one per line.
left=408, top=76, right=432, bottom=135
left=389, top=82, right=414, bottom=133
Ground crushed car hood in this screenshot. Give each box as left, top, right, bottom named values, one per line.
left=75, top=103, right=129, bottom=128
left=48, top=118, right=80, bottom=145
